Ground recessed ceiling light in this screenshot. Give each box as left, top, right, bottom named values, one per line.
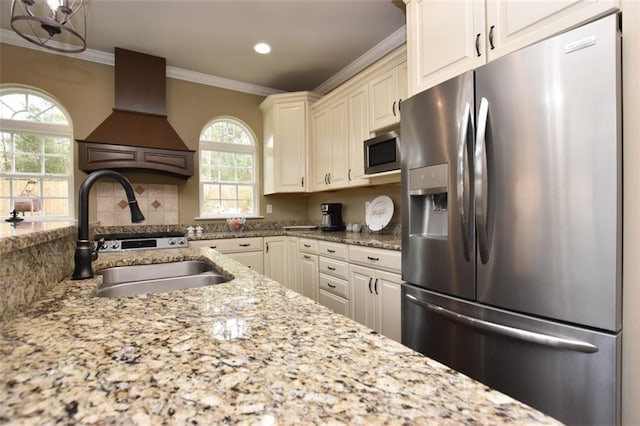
left=254, top=42, right=271, bottom=55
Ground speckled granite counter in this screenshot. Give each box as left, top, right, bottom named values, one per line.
left=191, top=229, right=402, bottom=251
left=1, top=247, right=560, bottom=424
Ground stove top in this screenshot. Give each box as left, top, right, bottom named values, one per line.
left=95, top=231, right=188, bottom=252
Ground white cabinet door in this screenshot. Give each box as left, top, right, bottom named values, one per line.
left=286, top=237, right=299, bottom=292
left=327, top=98, right=349, bottom=189
left=227, top=251, right=264, bottom=274
left=273, top=101, right=307, bottom=192
left=369, top=66, right=401, bottom=131
left=486, top=0, right=619, bottom=61
left=260, top=92, right=319, bottom=194
left=311, top=108, right=331, bottom=190
left=312, top=98, right=349, bottom=190
left=375, top=270, right=403, bottom=343
left=349, top=265, right=376, bottom=331
left=350, top=263, right=402, bottom=343
left=405, top=0, right=485, bottom=96
left=299, top=252, right=319, bottom=302
left=347, top=84, right=371, bottom=187
left=264, top=236, right=287, bottom=284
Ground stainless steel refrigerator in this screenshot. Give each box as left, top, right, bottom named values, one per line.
left=400, top=14, right=621, bottom=425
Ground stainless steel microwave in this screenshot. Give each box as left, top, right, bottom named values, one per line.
left=364, top=130, right=400, bottom=175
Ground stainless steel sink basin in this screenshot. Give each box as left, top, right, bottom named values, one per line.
left=95, top=260, right=229, bottom=297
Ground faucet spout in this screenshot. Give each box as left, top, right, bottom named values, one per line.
left=72, top=170, right=145, bottom=280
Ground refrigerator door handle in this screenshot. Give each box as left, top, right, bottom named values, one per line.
left=457, top=102, right=473, bottom=261
left=474, top=97, right=490, bottom=264
left=405, top=294, right=599, bottom=354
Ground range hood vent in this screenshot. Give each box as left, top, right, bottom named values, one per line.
left=77, top=48, right=194, bottom=177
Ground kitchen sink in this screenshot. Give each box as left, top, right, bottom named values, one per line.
left=95, top=260, right=229, bottom=298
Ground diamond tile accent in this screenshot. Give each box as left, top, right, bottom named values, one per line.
left=135, top=185, right=146, bottom=195
left=118, top=199, right=128, bottom=209
left=151, top=200, right=162, bottom=210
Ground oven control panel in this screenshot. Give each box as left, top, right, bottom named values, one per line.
left=96, top=232, right=189, bottom=252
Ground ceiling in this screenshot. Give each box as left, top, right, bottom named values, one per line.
left=0, top=0, right=407, bottom=94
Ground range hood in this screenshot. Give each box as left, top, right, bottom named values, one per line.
left=77, top=48, right=194, bottom=177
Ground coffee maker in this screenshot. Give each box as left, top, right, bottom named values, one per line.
left=320, top=203, right=345, bottom=232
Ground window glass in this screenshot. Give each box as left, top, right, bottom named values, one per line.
left=199, top=117, right=257, bottom=217
left=0, top=87, right=73, bottom=220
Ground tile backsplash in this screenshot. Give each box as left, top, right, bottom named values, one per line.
left=96, top=182, right=179, bottom=226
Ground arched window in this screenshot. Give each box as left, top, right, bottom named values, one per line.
left=0, top=87, right=73, bottom=220
left=199, top=117, right=258, bottom=217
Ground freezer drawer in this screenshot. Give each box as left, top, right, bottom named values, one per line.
left=401, top=284, right=620, bottom=426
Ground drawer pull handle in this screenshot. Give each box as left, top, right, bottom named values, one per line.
left=304, top=244, right=311, bottom=248
left=327, top=249, right=336, bottom=253
left=210, top=246, right=217, bottom=249
left=239, top=243, right=251, bottom=247
left=304, top=255, right=311, bottom=259
left=367, top=256, right=380, bottom=261
left=328, top=283, right=336, bottom=289
left=327, top=266, right=336, bottom=271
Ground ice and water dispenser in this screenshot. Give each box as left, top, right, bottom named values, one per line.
left=408, top=163, right=448, bottom=239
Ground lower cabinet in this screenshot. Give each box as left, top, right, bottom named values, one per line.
left=299, top=251, right=319, bottom=302
left=285, top=236, right=299, bottom=292
left=349, top=245, right=402, bottom=343
left=264, top=236, right=287, bottom=284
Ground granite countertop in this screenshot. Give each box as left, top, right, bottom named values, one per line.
left=191, top=229, right=402, bottom=251
left=0, top=247, right=560, bottom=424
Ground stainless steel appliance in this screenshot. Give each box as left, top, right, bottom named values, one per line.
left=320, top=203, right=345, bottom=232
left=400, top=14, right=621, bottom=426
left=96, top=231, right=188, bottom=252
left=364, top=130, right=400, bottom=175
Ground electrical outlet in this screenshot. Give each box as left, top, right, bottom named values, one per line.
left=266, top=204, right=273, bottom=214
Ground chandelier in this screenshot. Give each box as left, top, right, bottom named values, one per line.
left=10, top=0, right=87, bottom=53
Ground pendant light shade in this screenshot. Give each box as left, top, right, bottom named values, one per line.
left=10, top=0, right=87, bottom=53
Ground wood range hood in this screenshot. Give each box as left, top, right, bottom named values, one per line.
left=77, top=48, right=194, bottom=177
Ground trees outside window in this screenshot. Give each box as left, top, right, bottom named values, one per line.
left=0, top=87, right=73, bottom=220
left=199, top=117, right=258, bottom=217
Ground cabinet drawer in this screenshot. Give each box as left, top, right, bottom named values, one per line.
left=318, top=241, right=348, bottom=260
left=319, top=257, right=349, bottom=280
left=319, top=288, right=350, bottom=317
left=319, top=273, right=349, bottom=299
left=298, top=238, right=319, bottom=254
left=191, top=237, right=263, bottom=253
left=349, top=245, right=401, bottom=273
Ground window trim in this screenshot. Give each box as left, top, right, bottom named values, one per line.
left=0, top=85, right=75, bottom=222
left=198, top=116, right=260, bottom=219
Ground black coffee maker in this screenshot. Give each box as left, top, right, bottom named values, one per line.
left=320, top=203, right=345, bottom=232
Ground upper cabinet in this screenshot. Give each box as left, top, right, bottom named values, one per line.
left=369, top=60, right=408, bottom=132
left=260, top=92, right=320, bottom=194
left=311, top=97, right=349, bottom=190
left=405, top=0, right=619, bottom=96
left=347, top=84, right=371, bottom=187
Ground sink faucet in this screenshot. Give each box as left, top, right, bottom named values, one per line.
left=71, top=170, right=145, bottom=280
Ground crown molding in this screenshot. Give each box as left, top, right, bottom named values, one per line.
left=2, top=25, right=406, bottom=98
left=313, top=25, right=407, bottom=95
left=0, top=29, right=282, bottom=97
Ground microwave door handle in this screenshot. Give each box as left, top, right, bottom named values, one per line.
left=475, top=97, right=490, bottom=264
left=405, top=294, right=599, bottom=353
left=457, top=102, right=473, bottom=262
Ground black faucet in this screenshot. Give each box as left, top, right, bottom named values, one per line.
left=71, top=170, right=145, bottom=280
